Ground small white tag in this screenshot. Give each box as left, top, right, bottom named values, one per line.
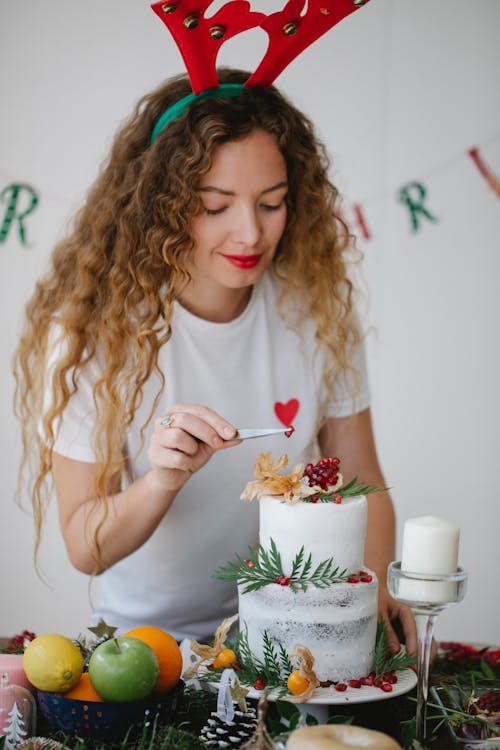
left=216, top=668, right=237, bottom=722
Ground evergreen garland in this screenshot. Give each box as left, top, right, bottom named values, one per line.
left=213, top=538, right=348, bottom=593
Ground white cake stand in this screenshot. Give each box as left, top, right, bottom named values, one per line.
left=205, top=669, right=417, bottom=723
left=243, top=669, right=416, bottom=722
left=180, top=640, right=417, bottom=723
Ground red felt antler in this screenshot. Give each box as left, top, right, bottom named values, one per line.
left=247, top=0, right=369, bottom=88
left=151, top=0, right=265, bottom=94
left=151, top=0, right=370, bottom=93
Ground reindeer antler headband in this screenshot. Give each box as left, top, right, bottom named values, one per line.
left=150, top=0, right=371, bottom=143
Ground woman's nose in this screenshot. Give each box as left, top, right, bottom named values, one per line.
left=232, top=205, right=261, bottom=246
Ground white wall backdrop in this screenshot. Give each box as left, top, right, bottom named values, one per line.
left=1, top=1, right=499, bottom=643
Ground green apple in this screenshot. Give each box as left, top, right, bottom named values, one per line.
left=88, top=636, right=159, bottom=702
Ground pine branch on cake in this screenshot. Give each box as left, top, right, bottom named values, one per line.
left=279, top=643, right=294, bottom=677
left=197, top=628, right=290, bottom=691
left=262, top=631, right=283, bottom=684
left=373, top=620, right=417, bottom=678
left=299, top=557, right=349, bottom=592
left=232, top=629, right=289, bottom=692
left=337, top=476, right=388, bottom=499
left=302, top=477, right=388, bottom=503
left=213, top=539, right=348, bottom=593
left=213, top=542, right=282, bottom=593
left=289, top=545, right=311, bottom=580
left=235, top=626, right=253, bottom=666
left=260, top=538, right=284, bottom=580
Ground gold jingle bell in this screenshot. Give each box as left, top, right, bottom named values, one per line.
left=209, top=25, right=226, bottom=39
left=282, top=20, right=299, bottom=35
left=183, top=13, right=199, bottom=29
left=161, top=3, right=177, bottom=12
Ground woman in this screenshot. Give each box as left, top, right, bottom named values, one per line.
left=14, top=68, right=415, bottom=652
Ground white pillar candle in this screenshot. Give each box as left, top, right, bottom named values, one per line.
left=399, top=516, right=460, bottom=604
left=401, top=516, right=459, bottom=575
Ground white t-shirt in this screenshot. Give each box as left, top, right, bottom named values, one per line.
left=51, top=273, right=370, bottom=641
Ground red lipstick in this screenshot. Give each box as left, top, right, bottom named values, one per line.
left=222, top=254, right=262, bottom=269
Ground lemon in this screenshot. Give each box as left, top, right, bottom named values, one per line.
left=23, top=633, right=84, bottom=693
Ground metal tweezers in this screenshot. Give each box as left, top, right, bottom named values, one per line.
left=233, top=427, right=294, bottom=441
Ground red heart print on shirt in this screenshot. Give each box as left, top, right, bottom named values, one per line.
left=274, top=398, right=299, bottom=427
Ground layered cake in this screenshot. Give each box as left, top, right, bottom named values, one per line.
left=235, top=454, right=380, bottom=683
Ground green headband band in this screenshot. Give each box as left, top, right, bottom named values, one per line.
left=150, top=83, right=246, bottom=145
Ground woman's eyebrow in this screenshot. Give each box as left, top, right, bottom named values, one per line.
left=262, top=181, right=288, bottom=194
left=198, top=181, right=288, bottom=197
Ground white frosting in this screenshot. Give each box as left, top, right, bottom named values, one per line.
left=239, top=576, right=378, bottom=682
left=238, top=492, right=378, bottom=682
left=259, top=495, right=367, bottom=574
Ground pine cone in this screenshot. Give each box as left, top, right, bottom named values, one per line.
left=199, top=707, right=258, bottom=748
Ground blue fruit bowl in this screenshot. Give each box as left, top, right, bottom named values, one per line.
left=37, top=680, right=184, bottom=741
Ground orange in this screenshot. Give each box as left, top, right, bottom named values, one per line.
left=287, top=670, right=310, bottom=696
left=123, top=626, right=182, bottom=693
left=64, top=672, right=103, bottom=702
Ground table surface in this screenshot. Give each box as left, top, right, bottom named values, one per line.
left=2, top=636, right=498, bottom=748
left=30, top=678, right=452, bottom=749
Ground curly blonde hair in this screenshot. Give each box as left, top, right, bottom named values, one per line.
left=13, top=68, right=361, bottom=564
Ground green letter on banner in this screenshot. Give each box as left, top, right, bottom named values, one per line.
left=0, top=183, right=39, bottom=246
left=398, top=181, right=438, bottom=233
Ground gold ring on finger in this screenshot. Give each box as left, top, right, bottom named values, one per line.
left=161, top=415, right=175, bottom=427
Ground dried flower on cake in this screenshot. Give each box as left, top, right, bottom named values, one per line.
left=242, top=452, right=387, bottom=505
left=184, top=613, right=238, bottom=677
left=286, top=645, right=320, bottom=703
left=241, top=453, right=318, bottom=504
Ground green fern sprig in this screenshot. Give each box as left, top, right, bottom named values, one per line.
left=262, top=631, right=283, bottom=683
left=213, top=543, right=282, bottom=593
left=259, top=539, right=284, bottom=579
left=198, top=628, right=289, bottom=690
left=302, top=476, right=389, bottom=503
left=235, top=627, right=254, bottom=668
left=235, top=628, right=290, bottom=688
left=338, top=476, right=388, bottom=498
left=290, top=545, right=306, bottom=578
left=279, top=643, right=294, bottom=676
left=290, top=556, right=348, bottom=592
left=213, top=539, right=348, bottom=593
left=374, top=619, right=417, bottom=677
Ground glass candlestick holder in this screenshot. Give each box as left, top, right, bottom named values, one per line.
left=387, top=561, right=468, bottom=743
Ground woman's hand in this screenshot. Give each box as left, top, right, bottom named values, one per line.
left=378, top=586, right=417, bottom=656
left=147, top=403, right=240, bottom=492
left=378, top=586, right=438, bottom=663
left=53, top=404, right=240, bottom=573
